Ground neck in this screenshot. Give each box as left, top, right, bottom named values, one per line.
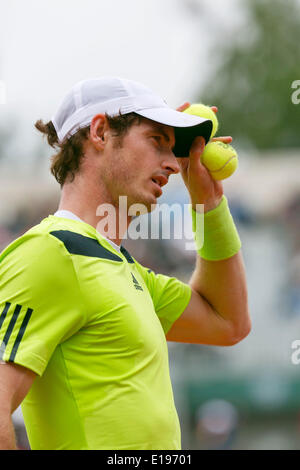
left=58, top=176, right=131, bottom=247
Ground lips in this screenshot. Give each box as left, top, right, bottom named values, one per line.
left=151, top=175, right=168, bottom=197
left=150, top=174, right=169, bottom=197
left=151, top=179, right=163, bottom=196
left=151, top=175, right=168, bottom=188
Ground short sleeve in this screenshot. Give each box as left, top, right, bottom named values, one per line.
left=135, top=263, right=192, bottom=335
left=0, top=232, right=86, bottom=376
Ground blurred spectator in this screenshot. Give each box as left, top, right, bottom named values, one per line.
left=281, top=192, right=300, bottom=253
left=195, top=400, right=239, bottom=450
left=286, top=253, right=300, bottom=318
left=280, top=193, right=300, bottom=317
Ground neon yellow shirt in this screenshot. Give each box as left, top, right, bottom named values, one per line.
left=0, top=216, right=191, bottom=450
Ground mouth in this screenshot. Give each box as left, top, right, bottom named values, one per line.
left=151, top=174, right=168, bottom=188
left=151, top=178, right=163, bottom=197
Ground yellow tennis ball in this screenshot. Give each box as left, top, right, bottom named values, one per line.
left=184, top=103, right=219, bottom=138
left=201, top=141, right=238, bottom=180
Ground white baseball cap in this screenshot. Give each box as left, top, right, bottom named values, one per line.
left=52, top=76, right=213, bottom=157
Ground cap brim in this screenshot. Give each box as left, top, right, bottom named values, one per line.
left=136, top=107, right=213, bottom=157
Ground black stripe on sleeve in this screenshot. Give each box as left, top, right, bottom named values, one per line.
left=9, top=308, right=33, bottom=363
left=2, top=304, right=22, bottom=349
left=0, top=302, right=11, bottom=332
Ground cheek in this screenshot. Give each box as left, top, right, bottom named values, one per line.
left=109, top=155, right=138, bottom=188
left=123, top=152, right=151, bottom=180
left=132, top=145, right=158, bottom=175
left=109, top=139, right=156, bottom=185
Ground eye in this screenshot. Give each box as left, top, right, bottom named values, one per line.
left=151, top=136, right=164, bottom=148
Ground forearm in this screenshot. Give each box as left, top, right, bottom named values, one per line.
left=177, top=126, right=251, bottom=343
left=189, top=193, right=251, bottom=342
left=190, top=250, right=251, bottom=340
left=0, top=413, right=17, bottom=450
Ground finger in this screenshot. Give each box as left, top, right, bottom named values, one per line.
left=176, top=102, right=190, bottom=112
left=189, top=136, right=206, bottom=163
left=211, top=106, right=218, bottom=114
left=211, top=136, right=233, bottom=144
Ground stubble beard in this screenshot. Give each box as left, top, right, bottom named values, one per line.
left=106, top=165, right=157, bottom=215
left=105, top=137, right=159, bottom=215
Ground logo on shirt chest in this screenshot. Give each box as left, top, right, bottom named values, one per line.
left=131, top=272, right=143, bottom=291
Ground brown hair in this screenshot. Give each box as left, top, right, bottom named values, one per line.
left=35, top=112, right=143, bottom=187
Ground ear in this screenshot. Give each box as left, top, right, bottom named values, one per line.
left=89, top=114, right=109, bottom=150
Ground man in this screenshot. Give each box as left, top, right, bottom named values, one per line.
left=0, top=77, right=250, bottom=450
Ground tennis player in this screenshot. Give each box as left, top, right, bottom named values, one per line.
left=0, top=77, right=250, bottom=450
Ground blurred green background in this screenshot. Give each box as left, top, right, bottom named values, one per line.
left=1, top=0, right=300, bottom=450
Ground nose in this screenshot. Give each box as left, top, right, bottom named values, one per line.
left=161, top=153, right=181, bottom=175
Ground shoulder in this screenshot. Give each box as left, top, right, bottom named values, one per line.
left=0, top=215, right=93, bottom=261
left=0, top=219, right=88, bottom=312
left=0, top=218, right=78, bottom=281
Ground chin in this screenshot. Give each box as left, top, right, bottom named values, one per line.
left=125, top=188, right=160, bottom=215
left=147, top=200, right=158, bottom=213
left=131, top=196, right=158, bottom=216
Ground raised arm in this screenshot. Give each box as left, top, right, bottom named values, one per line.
left=166, top=127, right=251, bottom=345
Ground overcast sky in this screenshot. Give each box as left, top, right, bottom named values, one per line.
left=0, top=0, right=245, bottom=164
left=0, top=1, right=246, bottom=113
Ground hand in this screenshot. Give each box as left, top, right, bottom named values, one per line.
left=176, top=105, right=231, bottom=213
